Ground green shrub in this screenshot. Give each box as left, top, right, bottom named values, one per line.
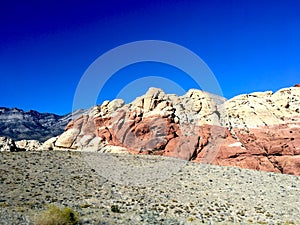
left=35, top=205, right=79, bottom=225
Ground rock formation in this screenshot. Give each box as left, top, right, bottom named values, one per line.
left=15, top=140, right=41, bottom=151
left=205, top=87, right=300, bottom=175
left=43, top=86, right=300, bottom=175
left=0, top=136, right=41, bottom=151
left=23, top=86, right=300, bottom=175
left=0, top=136, right=18, bottom=151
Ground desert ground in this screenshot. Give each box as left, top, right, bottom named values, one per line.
left=0, top=151, right=299, bottom=225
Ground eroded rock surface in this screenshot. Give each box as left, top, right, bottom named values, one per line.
left=15, top=140, right=41, bottom=151
left=48, top=86, right=300, bottom=175
left=0, top=137, right=18, bottom=151
left=0, top=137, right=41, bottom=151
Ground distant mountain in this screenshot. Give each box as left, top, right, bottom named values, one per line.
left=0, top=107, right=85, bottom=142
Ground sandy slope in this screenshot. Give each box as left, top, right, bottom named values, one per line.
left=0, top=151, right=299, bottom=225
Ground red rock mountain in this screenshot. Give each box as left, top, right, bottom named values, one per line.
left=42, top=86, right=300, bottom=175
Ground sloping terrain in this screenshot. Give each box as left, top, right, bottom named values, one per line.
left=0, top=151, right=299, bottom=225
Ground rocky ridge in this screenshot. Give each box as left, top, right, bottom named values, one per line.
left=0, top=107, right=85, bottom=142
left=39, top=85, right=300, bottom=175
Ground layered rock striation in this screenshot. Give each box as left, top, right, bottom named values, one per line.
left=0, top=107, right=85, bottom=142
left=36, top=86, right=300, bottom=175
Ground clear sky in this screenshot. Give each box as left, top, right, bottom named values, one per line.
left=1, top=0, right=299, bottom=115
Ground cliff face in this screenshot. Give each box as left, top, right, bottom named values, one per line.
left=39, top=86, right=300, bottom=175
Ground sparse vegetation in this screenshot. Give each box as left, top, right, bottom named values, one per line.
left=187, top=217, right=196, bottom=221
left=35, top=205, right=79, bottom=225
left=1, top=151, right=299, bottom=224
left=283, top=221, right=297, bottom=225
left=111, top=204, right=121, bottom=213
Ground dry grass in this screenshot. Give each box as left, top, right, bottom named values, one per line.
left=35, top=205, right=79, bottom=225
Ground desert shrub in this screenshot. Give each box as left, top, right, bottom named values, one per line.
left=35, top=205, right=79, bottom=225
left=110, top=205, right=121, bottom=213
left=284, top=221, right=297, bottom=225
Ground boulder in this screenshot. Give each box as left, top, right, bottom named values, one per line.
left=39, top=137, right=58, bottom=150
left=0, top=136, right=18, bottom=151
left=15, top=140, right=41, bottom=151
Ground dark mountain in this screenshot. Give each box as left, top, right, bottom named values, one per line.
left=0, top=107, right=84, bottom=142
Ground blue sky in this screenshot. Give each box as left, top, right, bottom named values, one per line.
left=1, top=0, right=299, bottom=115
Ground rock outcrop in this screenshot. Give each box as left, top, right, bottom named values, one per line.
left=201, top=87, right=300, bottom=175
left=0, top=136, right=41, bottom=151
left=0, top=136, right=18, bottom=151
left=44, top=86, right=300, bottom=175
left=15, top=140, right=41, bottom=151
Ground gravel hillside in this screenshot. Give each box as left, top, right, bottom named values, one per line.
left=0, top=151, right=299, bottom=225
